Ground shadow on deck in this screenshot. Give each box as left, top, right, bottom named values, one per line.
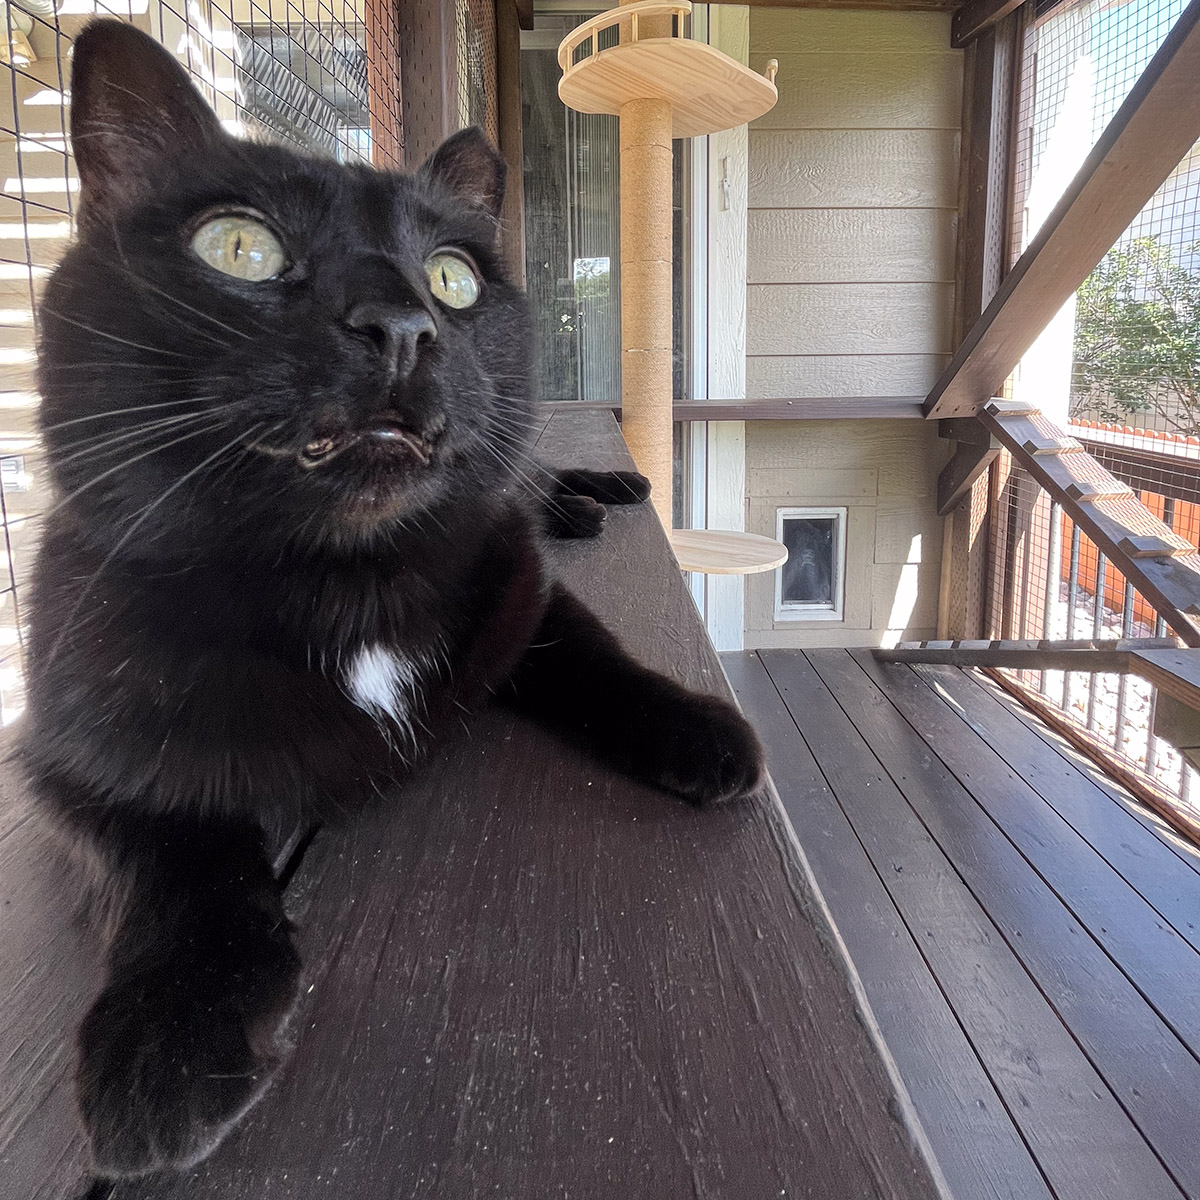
left=726, top=648, right=1200, bottom=1200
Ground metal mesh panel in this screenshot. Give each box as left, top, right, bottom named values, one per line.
left=989, top=456, right=1200, bottom=824
left=1010, top=0, right=1200, bottom=441
left=0, top=0, right=402, bottom=724
left=456, top=0, right=497, bottom=142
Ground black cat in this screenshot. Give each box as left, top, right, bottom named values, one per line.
left=22, top=20, right=764, bottom=1178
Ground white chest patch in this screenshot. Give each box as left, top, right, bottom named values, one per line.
left=344, top=643, right=420, bottom=735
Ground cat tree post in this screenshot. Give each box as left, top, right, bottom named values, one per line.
left=618, top=92, right=674, bottom=525
left=558, top=2, right=786, bottom=571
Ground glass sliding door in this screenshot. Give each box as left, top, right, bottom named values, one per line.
left=520, top=7, right=691, bottom=410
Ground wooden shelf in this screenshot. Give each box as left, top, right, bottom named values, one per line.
left=558, top=2, right=777, bottom=138
left=669, top=528, right=788, bottom=575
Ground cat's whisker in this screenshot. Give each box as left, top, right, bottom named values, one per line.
left=35, top=418, right=235, bottom=526
left=43, top=421, right=266, bottom=669
left=37, top=305, right=198, bottom=360
left=52, top=411, right=223, bottom=469
left=40, top=396, right=225, bottom=434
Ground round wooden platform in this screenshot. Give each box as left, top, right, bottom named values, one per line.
left=559, top=27, right=777, bottom=139
left=669, top=528, right=789, bottom=575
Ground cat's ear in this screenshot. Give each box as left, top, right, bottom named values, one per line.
left=420, top=127, right=506, bottom=222
left=70, top=19, right=225, bottom=227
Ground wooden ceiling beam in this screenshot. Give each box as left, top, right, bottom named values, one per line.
left=951, top=0, right=1023, bottom=47
left=925, top=0, right=1200, bottom=419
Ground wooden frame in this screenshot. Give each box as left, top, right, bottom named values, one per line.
left=925, top=0, right=1200, bottom=419
left=396, top=0, right=457, bottom=166
left=496, top=0, right=527, bottom=283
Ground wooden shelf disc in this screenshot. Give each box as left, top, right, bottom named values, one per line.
left=669, top=529, right=789, bottom=575
left=559, top=39, right=777, bottom=138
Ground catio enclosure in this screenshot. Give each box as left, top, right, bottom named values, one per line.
left=3, top=0, right=1200, bottom=1197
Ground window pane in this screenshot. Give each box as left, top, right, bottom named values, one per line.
left=781, top=518, right=835, bottom=606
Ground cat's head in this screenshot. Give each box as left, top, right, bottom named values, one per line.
left=37, top=20, right=533, bottom=560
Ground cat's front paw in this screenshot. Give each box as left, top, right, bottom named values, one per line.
left=547, top=493, right=608, bottom=539
left=643, top=693, right=765, bottom=808
left=77, top=943, right=301, bottom=1176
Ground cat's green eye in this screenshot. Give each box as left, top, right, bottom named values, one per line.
left=190, top=214, right=287, bottom=282
left=425, top=251, right=480, bottom=309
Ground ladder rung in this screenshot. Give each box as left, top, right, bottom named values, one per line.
left=1022, top=436, right=1083, bottom=455
left=1065, top=481, right=1134, bottom=501
left=1117, top=534, right=1193, bottom=559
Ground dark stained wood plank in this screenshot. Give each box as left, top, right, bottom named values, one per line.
left=855, top=649, right=1200, bottom=1051
left=967, top=666, right=1200, bottom=880
left=914, top=661, right=1200, bottom=953
left=0, top=804, right=98, bottom=1200
left=723, top=650, right=1053, bottom=1200
left=849, top=650, right=1200, bottom=1194
left=723, top=651, right=1051, bottom=1200
left=985, top=667, right=1200, bottom=850
left=40, top=410, right=935, bottom=1200
left=925, top=0, right=1200, bottom=417
left=765, top=648, right=1182, bottom=1200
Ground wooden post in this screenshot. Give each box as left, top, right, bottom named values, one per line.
left=496, top=0, right=526, bottom=285
left=619, top=91, right=675, bottom=527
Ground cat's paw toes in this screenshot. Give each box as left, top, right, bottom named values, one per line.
left=549, top=494, right=608, bottom=538
left=77, top=954, right=300, bottom=1176
left=602, top=470, right=651, bottom=504
left=651, top=696, right=765, bottom=808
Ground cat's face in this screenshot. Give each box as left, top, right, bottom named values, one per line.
left=38, top=21, right=533, bottom=559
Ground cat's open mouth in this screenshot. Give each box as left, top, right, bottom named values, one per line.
left=298, top=419, right=437, bottom=470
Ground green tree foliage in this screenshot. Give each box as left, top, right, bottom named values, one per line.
left=1072, top=236, right=1200, bottom=435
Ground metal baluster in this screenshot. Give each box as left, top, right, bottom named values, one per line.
left=1063, top=523, right=1081, bottom=712
left=1042, top=501, right=1062, bottom=696
left=1113, top=578, right=1135, bottom=756
left=1086, top=552, right=1108, bottom=732
left=1156, top=498, right=1175, bottom=640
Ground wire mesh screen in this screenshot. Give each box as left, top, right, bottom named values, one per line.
left=0, top=0, right=403, bottom=724
left=456, top=0, right=497, bottom=144
left=989, top=454, right=1200, bottom=825
left=1010, top=0, right=1200, bottom=439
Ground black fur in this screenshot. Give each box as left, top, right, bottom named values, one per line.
left=24, top=20, right=764, bottom=1177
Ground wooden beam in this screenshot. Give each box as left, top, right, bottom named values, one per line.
left=938, top=438, right=1000, bottom=515
left=925, top=0, right=1200, bottom=419
left=939, top=18, right=1014, bottom=639
left=876, top=637, right=1181, bottom=671
left=710, top=0, right=958, bottom=7
left=951, top=0, right=1022, bottom=48
left=1130, top=648, right=1200, bottom=713
left=981, top=404, right=1200, bottom=645
left=515, top=0, right=534, bottom=30
left=542, top=398, right=927, bottom=421
left=496, top=0, right=526, bottom=285
left=396, top=0, right=457, bottom=167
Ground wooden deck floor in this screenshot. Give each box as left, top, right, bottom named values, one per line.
left=725, top=648, right=1200, bottom=1200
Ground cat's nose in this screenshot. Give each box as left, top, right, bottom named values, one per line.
left=345, top=302, right=437, bottom=383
